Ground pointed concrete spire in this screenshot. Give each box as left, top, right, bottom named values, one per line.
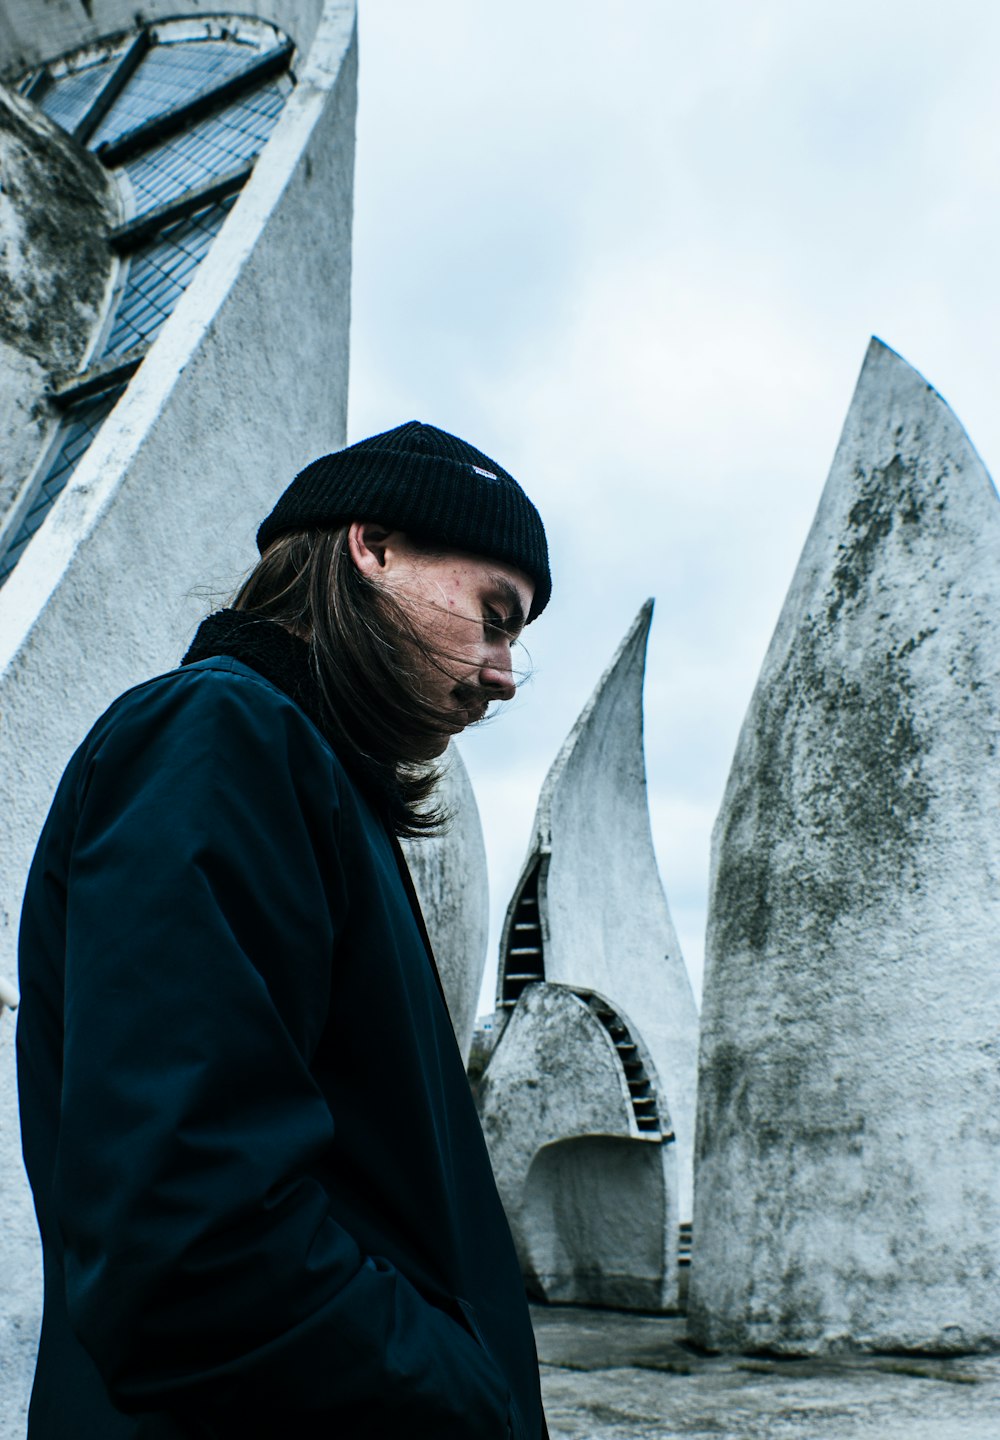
left=402, top=742, right=488, bottom=1065
left=691, top=339, right=1000, bottom=1353
left=496, top=601, right=700, bottom=1219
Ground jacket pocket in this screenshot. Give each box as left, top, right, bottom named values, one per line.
left=456, top=1298, right=528, bottom=1440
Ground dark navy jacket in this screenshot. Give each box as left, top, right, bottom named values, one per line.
left=17, top=649, right=544, bottom=1438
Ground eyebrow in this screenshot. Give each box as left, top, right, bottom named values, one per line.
left=485, top=574, right=527, bottom=635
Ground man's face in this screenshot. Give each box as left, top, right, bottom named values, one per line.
left=348, top=523, right=535, bottom=755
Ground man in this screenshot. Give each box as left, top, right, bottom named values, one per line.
left=16, top=421, right=551, bottom=1438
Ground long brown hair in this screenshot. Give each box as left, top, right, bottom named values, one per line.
left=232, top=526, right=461, bottom=836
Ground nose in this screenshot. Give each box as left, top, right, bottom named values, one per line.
left=479, top=648, right=516, bottom=703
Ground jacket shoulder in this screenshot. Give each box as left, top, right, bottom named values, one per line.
left=58, top=657, right=360, bottom=826
left=105, top=654, right=309, bottom=717
left=87, top=657, right=334, bottom=760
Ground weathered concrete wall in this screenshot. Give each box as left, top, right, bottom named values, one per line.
left=0, top=1014, right=39, bottom=1422
left=401, top=743, right=489, bottom=1065
left=690, top=338, right=1000, bottom=1355
left=479, top=982, right=678, bottom=1311
left=499, top=600, right=700, bottom=1219
left=0, top=5, right=357, bottom=1428
left=0, top=0, right=356, bottom=998
left=0, top=1, right=326, bottom=78
left=0, top=84, right=118, bottom=536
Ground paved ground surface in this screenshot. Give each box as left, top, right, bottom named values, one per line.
left=531, top=1306, right=1000, bottom=1440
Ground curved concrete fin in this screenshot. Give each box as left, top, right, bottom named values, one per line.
left=402, top=742, right=489, bottom=1065
left=536, top=597, right=656, bottom=849
left=497, top=599, right=700, bottom=1220
left=693, top=338, right=1000, bottom=1353
left=477, top=982, right=679, bottom=1311
left=496, top=602, right=659, bottom=1007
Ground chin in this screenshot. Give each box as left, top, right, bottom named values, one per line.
left=413, top=732, right=452, bottom=761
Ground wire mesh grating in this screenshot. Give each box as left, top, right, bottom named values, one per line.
left=123, top=81, right=288, bottom=216
left=87, top=38, right=267, bottom=151
left=39, top=58, right=118, bottom=135
left=0, top=388, right=126, bottom=587
left=101, top=197, right=237, bottom=357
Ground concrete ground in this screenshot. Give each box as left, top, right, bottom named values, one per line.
left=531, top=1305, right=1000, bottom=1440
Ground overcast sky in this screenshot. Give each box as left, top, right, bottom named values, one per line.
left=346, top=0, right=1000, bottom=1010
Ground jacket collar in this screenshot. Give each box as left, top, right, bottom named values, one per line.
left=182, top=609, right=328, bottom=736
left=180, top=608, right=444, bottom=986
left=181, top=609, right=410, bottom=827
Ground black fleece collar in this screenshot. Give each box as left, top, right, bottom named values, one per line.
left=181, top=609, right=403, bottom=825
left=182, top=608, right=326, bottom=732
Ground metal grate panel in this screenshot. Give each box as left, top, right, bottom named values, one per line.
left=39, top=58, right=118, bottom=134
left=123, top=80, right=287, bottom=216
left=87, top=38, right=266, bottom=150
left=576, top=991, right=664, bottom=1135
left=0, top=388, right=126, bottom=587
left=500, top=860, right=545, bottom=1007
left=101, top=196, right=236, bottom=357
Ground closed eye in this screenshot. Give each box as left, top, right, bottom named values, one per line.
left=484, top=607, right=508, bottom=642
left=482, top=575, right=527, bottom=640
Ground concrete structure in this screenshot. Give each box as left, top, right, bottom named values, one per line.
left=479, top=983, right=678, bottom=1310
left=495, top=600, right=699, bottom=1219
left=401, top=742, right=489, bottom=1065
left=0, top=84, right=118, bottom=527
left=691, top=339, right=1000, bottom=1355
left=479, top=602, right=697, bottom=1311
left=0, top=6, right=357, bottom=1427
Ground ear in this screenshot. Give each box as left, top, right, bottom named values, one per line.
left=347, top=521, right=395, bottom=579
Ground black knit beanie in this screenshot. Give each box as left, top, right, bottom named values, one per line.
left=256, top=421, right=551, bottom=620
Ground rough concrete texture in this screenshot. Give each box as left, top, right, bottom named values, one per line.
left=0, top=83, right=118, bottom=533
left=0, top=1018, right=39, bottom=1432
left=498, top=601, right=700, bottom=1219
left=479, top=982, right=678, bottom=1310
left=533, top=1305, right=1000, bottom=1439
left=401, top=742, right=489, bottom=1065
left=0, top=6, right=357, bottom=1428
left=691, top=338, right=1000, bottom=1356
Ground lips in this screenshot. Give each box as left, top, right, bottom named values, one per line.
left=454, top=703, right=487, bottom=729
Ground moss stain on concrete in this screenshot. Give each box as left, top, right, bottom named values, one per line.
left=712, top=600, right=931, bottom=968
left=0, top=84, right=115, bottom=371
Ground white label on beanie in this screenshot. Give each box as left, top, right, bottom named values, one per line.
left=470, top=466, right=497, bottom=479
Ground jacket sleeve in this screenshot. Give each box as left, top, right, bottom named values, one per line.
left=54, top=667, right=510, bottom=1437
